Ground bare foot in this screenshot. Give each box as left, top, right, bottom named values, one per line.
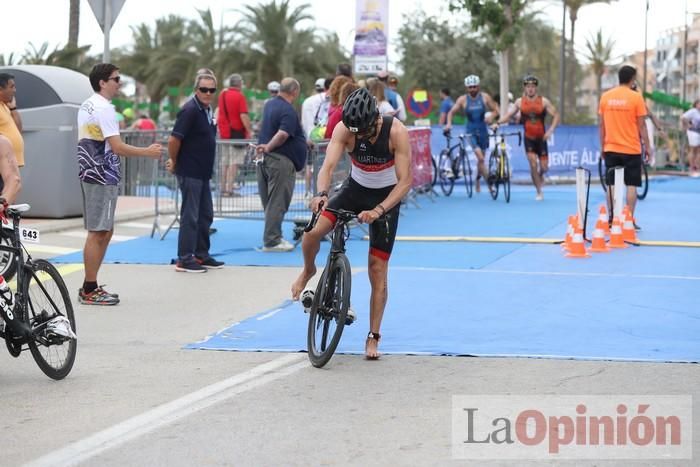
left=365, top=332, right=381, bottom=360
left=291, top=266, right=317, bottom=300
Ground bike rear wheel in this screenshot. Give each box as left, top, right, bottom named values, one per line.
left=637, top=163, right=649, bottom=200
left=503, top=154, right=511, bottom=203
left=0, top=228, right=17, bottom=281
left=307, top=254, right=351, bottom=368
left=431, top=155, right=437, bottom=186
left=22, top=259, right=77, bottom=380
left=460, top=149, right=473, bottom=198
left=488, top=152, right=499, bottom=200
left=438, top=150, right=455, bottom=196
left=598, top=156, right=608, bottom=192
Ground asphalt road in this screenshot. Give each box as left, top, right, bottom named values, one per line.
left=0, top=219, right=697, bottom=467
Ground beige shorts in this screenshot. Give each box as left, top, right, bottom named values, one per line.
left=219, top=142, right=247, bottom=165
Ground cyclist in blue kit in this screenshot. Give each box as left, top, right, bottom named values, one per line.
left=444, top=75, right=500, bottom=192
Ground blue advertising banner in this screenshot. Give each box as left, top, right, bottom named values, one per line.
left=429, top=125, right=602, bottom=179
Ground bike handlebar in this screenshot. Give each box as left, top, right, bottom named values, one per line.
left=489, top=129, right=522, bottom=147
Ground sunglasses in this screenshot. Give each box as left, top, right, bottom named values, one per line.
left=467, top=86, right=478, bottom=90
left=198, top=87, right=217, bottom=94
left=107, top=76, right=121, bottom=83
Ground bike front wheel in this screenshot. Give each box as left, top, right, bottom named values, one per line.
left=460, top=149, right=473, bottom=198
left=307, top=254, right=351, bottom=368
left=503, top=154, right=511, bottom=203
left=22, top=259, right=77, bottom=380
left=438, top=149, right=455, bottom=196
left=488, top=152, right=499, bottom=200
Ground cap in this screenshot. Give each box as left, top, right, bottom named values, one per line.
left=315, top=78, right=325, bottom=90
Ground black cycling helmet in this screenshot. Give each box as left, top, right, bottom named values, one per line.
left=342, top=87, right=378, bottom=133
left=523, top=75, right=539, bottom=86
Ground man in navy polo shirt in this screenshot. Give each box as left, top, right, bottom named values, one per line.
left=256, top=77, right=307, bottom=252
left=167, top=73, right=225, bottom=272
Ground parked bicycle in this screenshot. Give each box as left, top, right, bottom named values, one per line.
left=487, top=129, right=522, bottom=203
left=437, top=129, right=473, bottom=197
left=0, top=203, right=77, bottom=380
left=598, top=155, right=649, bottom=200
left=301, top=203, right=363, bottom=368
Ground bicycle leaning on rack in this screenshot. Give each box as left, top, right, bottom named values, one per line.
left=486, top=128, right=522, bottom=203
left=437, top=129, right=474, bottom=197
left=301, top=202, right=365, bottom=368
left=0, top=203, right=77, bottom=380
left=598, top=155, right=649, bottom=200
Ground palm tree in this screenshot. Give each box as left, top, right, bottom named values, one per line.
left=564, top=0, right=614, bottom=113
left=235, top=0, right=315, bottom=86
left=68, top=0, right=80, bottom=47
left=584, top=28, right=614, bottom=106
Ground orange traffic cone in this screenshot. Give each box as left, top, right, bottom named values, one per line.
left=566, top=227, right=590, bottom=258
left=590, top=220, right=610, bottom=253
left=622, top=216, right=639, bottom=243
left=562, top=215, right=577, bottom=251
left=608, top=217, right=627, bottom=249
left=598, top=205, right=610, bottom=235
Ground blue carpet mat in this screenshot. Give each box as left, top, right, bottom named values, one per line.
left=186, top=267, right=700, bottom=363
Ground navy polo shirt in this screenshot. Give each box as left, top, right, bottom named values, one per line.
left=171, top=96, right=217, bottom=179
left=258, top=96, right=307, bottom=171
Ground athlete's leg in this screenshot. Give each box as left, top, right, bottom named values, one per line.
left=626, top=185, right=638, bottom=216
left=474, top=147, right=486, bottom=192
left=366, top=254, right=388, bottom=359
left=526, top=151, right=542, bottom=194
left=291, top=215, right=333, bottom=300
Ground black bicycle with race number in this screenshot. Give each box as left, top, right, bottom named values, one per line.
left=437, top=129, right=474, bottom=197
left=487, top=129, right=522, bottom=203
left=302, top=204, right=356, bottom=368
left=598, top=155, right=649, bottom=200
left=0, top=203, right=77, bottom=380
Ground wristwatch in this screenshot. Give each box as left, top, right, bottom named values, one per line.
left=315, top=191, right=328, bottom=197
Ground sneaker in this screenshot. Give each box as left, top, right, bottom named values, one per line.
left=443, top=168, right=454, bottom=179
left=175, top=258, right=207, bottom=273
left=535, top=193, right=544, bottom=201
left=196, top=256, right=225, bottom=269
left=44, top=315, right=76, bottom=340
left=78, top=287, right=120, bottom=305
left=209, top=227, right=218, bottom=236
left=262, top=239, right=295, bottom=252
left=345, top=307, right=356, bottom=326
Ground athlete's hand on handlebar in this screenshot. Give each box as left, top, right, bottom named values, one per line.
left=310, top=194, right=328, bottom=213
left=358, top=209, right=381, bottom=224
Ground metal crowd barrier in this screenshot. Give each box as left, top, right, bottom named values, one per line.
left=119, top=131, right=340, bottom=239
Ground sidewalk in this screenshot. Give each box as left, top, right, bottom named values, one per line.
left=22, top=196, right=164, bottom=234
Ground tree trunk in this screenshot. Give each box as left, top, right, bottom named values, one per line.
left=596, top=73, right=602, bottom=123
left=500, top=49, right=510, bottom=113
left=567, top=11, right=578, bottom=120
left=68, top=0, right=80, bottom=47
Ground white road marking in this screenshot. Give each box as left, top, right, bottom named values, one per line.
left=392, top=266, right=700, bottom=281
left=25, top=354, right=307, bottom=467
left=118, top=222, right=155, bottom=229
left=25, top=244, right=79, bottom=255
left=59, top=231, right=136, bottom=242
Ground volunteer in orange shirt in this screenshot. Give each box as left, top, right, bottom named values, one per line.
left=598, top=65, right=650, bottom=224
left=498, top=75, right=559, bottom=200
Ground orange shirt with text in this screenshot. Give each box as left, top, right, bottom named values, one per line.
left=598, top=86, right=646, bottom=155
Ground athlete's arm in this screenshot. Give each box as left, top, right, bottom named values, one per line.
left=598, top=113, right=606, bottom=159
left=497, top=98, right=521, bottom=125
left=357, top=122, right=412, bottom=224
left=107, top=135, right=162, bottom=159
left=444, top=96, right=465, bottom=130
left=0, top=136, right=21, bottom=204
left=483, top=93, right=500, bottom=116
left=543, top=97, right=560, bottom=140
left=311, top=123, right=348, bottom=212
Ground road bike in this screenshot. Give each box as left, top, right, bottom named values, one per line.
left=302, top=204, right=358, bottom=368
left=437, top=129, right=473, bottom=197
left=0, top=203, right=77, bottom=380
left=487, top=129, right=522, bottom=203
left=0, top=219, right=17, bottom=280
left=598, top=155, right=649, bottom=200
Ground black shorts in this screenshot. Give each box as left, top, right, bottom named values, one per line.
left=604, top=152, right=642, bottom=187
left=322, top=177, right=400, bottom=260
left=524, top=137, right=548, bottom=158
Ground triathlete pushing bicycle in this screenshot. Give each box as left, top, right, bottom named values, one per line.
left=291, top=88, right=412, bottom=360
